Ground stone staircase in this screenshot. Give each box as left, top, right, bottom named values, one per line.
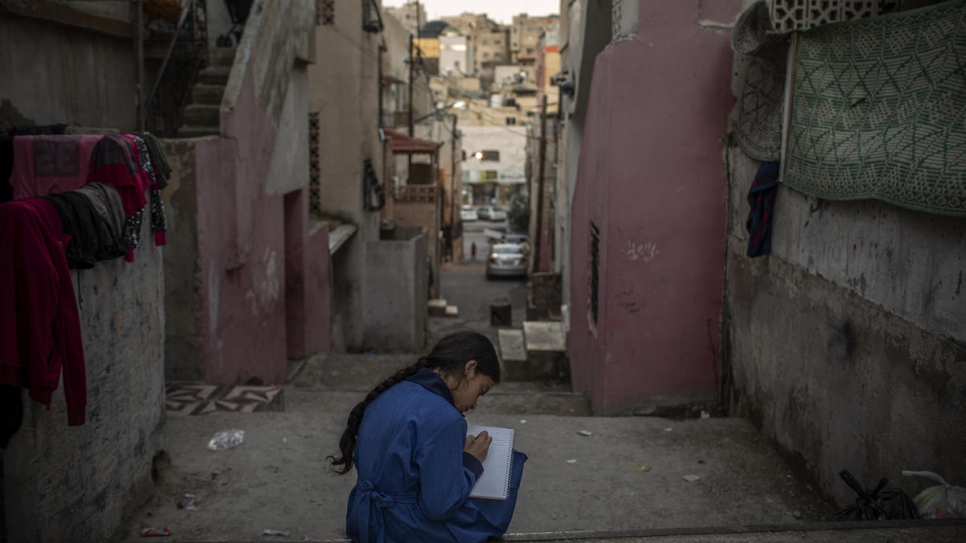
left=498, top=320, right=568, bottom=382
left=177, top=48, right=235, bottom=138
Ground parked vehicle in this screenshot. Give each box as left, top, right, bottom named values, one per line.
left=503, top=233, right=531, bottom=254
left=486, top=243, right=528, bottom=278
left=460, top=205, right=477, bottom=222
left=476, top=206, right=507, bottom=222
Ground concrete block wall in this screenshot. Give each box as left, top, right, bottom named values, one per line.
left=362, top=227, right=428, bottom=351
left=724, top=144, right=966, bottom=506
left=527, top=272, right=562, bottom=321
left=3, top=226, right=166, bottom=543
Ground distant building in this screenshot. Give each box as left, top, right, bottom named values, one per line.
left=440, top=34, right=470, bottom=75
left=535, top=25, right=561, bottom=113
left=440, top=12, right=504, bottom=79
left=460, top=125, right=528, bottom=206
left=511, top=14, right=559, bottom=65
left=385, top=1, right=426, bottom=36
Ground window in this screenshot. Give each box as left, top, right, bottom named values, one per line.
left=505, top=117, right=516, bottom=126
left=483, top=52, right=490, bottom=58
left=590, top=222, right=600, bottom=326
left=475, top=150, right=500, bottom=161
left=317, top=0, right=334, bottom=25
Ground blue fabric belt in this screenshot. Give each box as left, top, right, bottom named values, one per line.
left=356, top=481, right=418, bottom=543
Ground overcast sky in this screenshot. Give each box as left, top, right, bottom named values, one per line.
left=383, top=0, right=559, bottom=25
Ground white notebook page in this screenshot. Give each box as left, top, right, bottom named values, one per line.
left=466, top=425, right=514, bottom=500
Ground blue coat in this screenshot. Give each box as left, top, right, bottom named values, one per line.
left=345, top=368, right=526, bottom=543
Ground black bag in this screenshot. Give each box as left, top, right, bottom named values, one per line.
left=835, top=469, right=921, bottom=521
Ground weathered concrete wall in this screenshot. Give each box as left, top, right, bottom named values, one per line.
left=285, top=189, right=333, bottom=358
left=555, top=0, right=613, bottom=308
left=1, top=15, right=164, bottom=541
left=0, top=17, right=136, bottom=130
left=724, top=145, right=966, bottom=505
left=161, top=139, right=202, bottom=381
left=567, top=0, right=741, bottom=414
left=161, top=0, right=321, bottom=384
left=362, top=226, right=428, bottom=351
left=4, top=224, right=165, bottom=543
left=308, top=0, right=387, bottom=349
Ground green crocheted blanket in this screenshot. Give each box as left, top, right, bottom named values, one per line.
left=784, top=0, right=966, bottom=217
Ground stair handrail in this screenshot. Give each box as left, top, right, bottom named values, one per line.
left=143, top=0, right=197, bottom=128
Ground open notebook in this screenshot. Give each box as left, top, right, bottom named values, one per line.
left=466, top=425, right=514, bottom=500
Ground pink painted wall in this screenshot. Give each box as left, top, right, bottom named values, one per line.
left=285, top=188, right=333, bottom=358
left=568, top=1, right=740, bottom=414
left=191, top=70, right=294, bottom=384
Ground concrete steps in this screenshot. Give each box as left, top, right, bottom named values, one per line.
left=499, top=320, right=569, bottom=383
left=176, top=52, right=234, bottom=137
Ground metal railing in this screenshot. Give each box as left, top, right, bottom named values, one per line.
left=144, top=0, right=208, bottom=136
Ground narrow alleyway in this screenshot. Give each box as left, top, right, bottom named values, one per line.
left=112, top=251, right=892, bottom=543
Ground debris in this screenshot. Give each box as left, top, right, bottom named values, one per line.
left=519, top=419, right=527, bottom=424
left=634, top=464, right=651, bottom=472
left=566, top=459, right=578, bottom=464
left=263, top=529, right=290, bottom=537
left=701, top=410, right=711, bottom=419
left=697, top=459, right=706, bottom=464
left=207, top=429, right=245, bottom=450
left=177, top=501, right=197, bottom=510
left=184, top=493, right=195, bottom=499
left=792, top=510, right=802, bottom=519
left=141, top=527, right=171, bottom=537
left=903, top=470, right=966, bottom=519
left=577, top=430, right=593, bottom=436
left=683, top=474, right=702, bottom=482
left=835, top=469, right=920, bottom=521
left=282, top=437, right=288, bottom=444
left=664, top=427, right=673, bottom=432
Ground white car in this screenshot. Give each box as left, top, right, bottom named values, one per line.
left=477, top=206, right=507, bottom=222
left=503, top=233, right=531, bottom=254
left=486, top=243, right=528, bottom=278
left=460, top=205, right=477, bottom=221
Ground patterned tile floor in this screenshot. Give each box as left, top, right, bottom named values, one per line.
left=165, top=383, right=285, bottom=416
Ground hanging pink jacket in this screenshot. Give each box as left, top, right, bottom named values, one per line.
left=0, top=199, right=87, bottom=426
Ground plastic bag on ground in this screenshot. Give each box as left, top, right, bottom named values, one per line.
left=903, top=470, right=966, bottom=519
left=207, top=429, right=245, bottom=450
left=834, top=469, right=920, bottom=521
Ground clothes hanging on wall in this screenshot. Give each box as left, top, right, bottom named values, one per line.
left=0, top=198, right=87, bottom=427
left=127, top=134, right=168, bottom=247
left=745, top=161, right=780, bottom=258
left=44, top=186, right=130, bottom=268
left=9, top=135, right=103, bottom=199
left=75, top=183, right=129, bottom=261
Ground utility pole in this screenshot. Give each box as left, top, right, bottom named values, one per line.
left=451, top=114, right=459, bottom=260
left=533, top=95, right=548, bottom=272
left=408, top=33, right=414, bottom=137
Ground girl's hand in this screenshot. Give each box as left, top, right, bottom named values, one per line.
left=464, top=430, right=491, bottom=463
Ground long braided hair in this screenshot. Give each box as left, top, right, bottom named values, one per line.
left=328, top=331, right=501, bottom=474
